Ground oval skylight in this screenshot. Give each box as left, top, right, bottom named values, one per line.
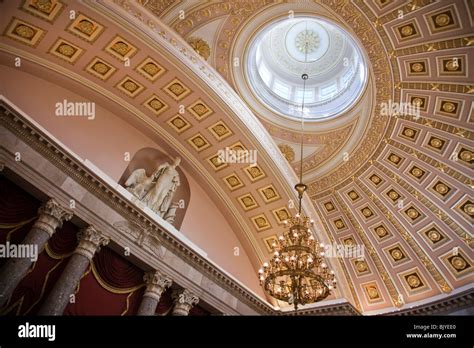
left=246, top=17, right=368, bottom=120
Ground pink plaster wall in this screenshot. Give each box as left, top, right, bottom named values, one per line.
left=182, top=174, right=265, bottom=296
left=0, top=65, right=154, bottom=181
left=0, top=65, right=265, bottom=297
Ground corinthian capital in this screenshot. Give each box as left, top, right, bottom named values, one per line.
left=75, top=226, right=110, bottom=260
left=39, top=199, right=73, bottom=222
left=34, top=199, right=73, bottom=237
left=172, top=289, right=199, bottom=316
left=143, top=271, right=172, bottom=300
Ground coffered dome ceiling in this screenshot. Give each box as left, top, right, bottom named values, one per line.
left=1, top=0, right=472, bottom=315
left=146, top=0, right=474, bottom=314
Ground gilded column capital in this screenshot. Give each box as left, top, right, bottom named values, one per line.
left=172, top=289, right=199, bottom=316
left=143, top=271, right=172, bottom=301
left=75, top=226, right=109, bottom=260
left=33, top=199, right=73, bottom=237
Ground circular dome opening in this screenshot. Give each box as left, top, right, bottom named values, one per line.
left=246, top=17, right=368, bottom=121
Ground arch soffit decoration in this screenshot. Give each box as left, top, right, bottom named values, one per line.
left=148, top=0, right=474, bottom=314
left=0, top=0, right=353, bottom=308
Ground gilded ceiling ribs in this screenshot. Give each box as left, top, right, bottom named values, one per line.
left=399, top=82, right=471, bottom=94
left=370, top=0, right=433, bottom=25
left=167, top=0, right=393, bottom=191
left=332, top=192, right=402, bottom=308
left=388, top=139, right=472, bottom=187
left=140, top=0, right=179, bottom=18
left=313, top=206, right=363, bottom=313
left=396, top=115, right=473, bottom=142
left=170, top=0, right=271, bottom=81
left=158, top=0, right=474, bottom=312
left=309, top=0, right=472, bottom=191
left=350, top=0, right=402, bottom=95
left=373, top=161, right=473, bottom=250
left=354, top=177, right=452, bottom=294
left=303, top=0, right=392, bottom=192
left=394, top=37, right=473, bottom=57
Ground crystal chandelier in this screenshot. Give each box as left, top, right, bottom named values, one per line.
left=258, top=209, right=336, bottom=310
left=258, top=51, right=337, bottom=310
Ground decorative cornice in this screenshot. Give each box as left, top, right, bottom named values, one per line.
left=389, top=289, right=474, bottom=316
left=0, top=100, right=273, bottom=315
left=281, top=301, right=361, bottom=316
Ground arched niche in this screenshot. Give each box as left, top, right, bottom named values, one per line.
left=118, top=147, right=190, bottom=230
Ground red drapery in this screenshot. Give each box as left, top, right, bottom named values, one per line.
left=0, top=176, right=73, bottom=314
left=0, top=176, right=210, bottom=315
left=94, top=247, right=144, bottom=289
left=0, top=177, right=39, bottom=223
left=64, top=247, right=146, bottom=316
left=0, top=176, right=40, bottom=260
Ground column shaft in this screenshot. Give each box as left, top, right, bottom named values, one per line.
left=37, top=253, right=90, bottom=315
left=0, top=228, right=50, bottom=307
left=136, top=271, right=172, bottom=316
left=0, top=199, right=72, bottom=308
left=137, top=296, right=159, bottom=316
left=38, top=226, right=108, bottom=316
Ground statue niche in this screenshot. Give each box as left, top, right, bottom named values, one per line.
left=124, top=156, right=182, bottom=225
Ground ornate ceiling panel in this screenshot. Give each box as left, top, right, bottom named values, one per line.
left=0, top=0, right=348, bottom=309
left=0, top=0, right=472, bottom=314
left=144, top=0, right=474, bottom=313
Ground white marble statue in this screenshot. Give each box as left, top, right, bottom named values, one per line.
left=124, top=157, right=181, bottom=218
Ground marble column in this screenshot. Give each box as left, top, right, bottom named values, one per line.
left=38, top=226, right=109, bottom=315
left=137, top=271, right=172, bottom=315
left=171, top=289, right=199, bottom=316
left=0, top=199, right=72, bottom=307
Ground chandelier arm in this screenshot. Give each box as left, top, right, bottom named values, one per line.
left=292, top=275, right=299, bottom=311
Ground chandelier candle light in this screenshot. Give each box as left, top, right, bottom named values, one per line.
left=258, top=32, right=336, bottom=311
